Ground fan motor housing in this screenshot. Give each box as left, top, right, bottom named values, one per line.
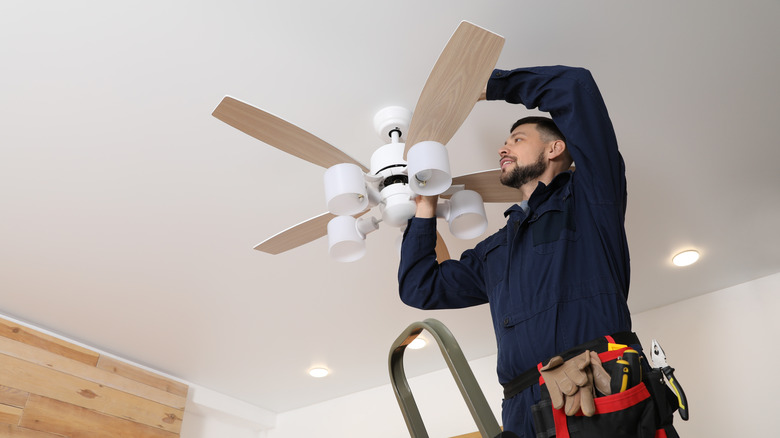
left=373, top=106, right=412, bottom=141
left=370, top=142, right=408, bottom=189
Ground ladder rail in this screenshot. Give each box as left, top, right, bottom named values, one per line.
left=388, top=318, right=502, bottom=438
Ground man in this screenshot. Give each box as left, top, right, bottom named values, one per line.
left=398, top=66, right=634, bottom=436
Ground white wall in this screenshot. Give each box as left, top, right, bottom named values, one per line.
left=180, top=385, right=275, bottom=438
left=631, top=271, right=780, bottom=437
left=262, top=272, right=780, bottom=438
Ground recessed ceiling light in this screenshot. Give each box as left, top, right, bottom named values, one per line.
left=408, top=337, right=427, bottom=350
left=308, top=367, right=329, bottom=378
left=672, top=250, right=700, bottom=267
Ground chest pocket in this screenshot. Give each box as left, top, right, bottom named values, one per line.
left=476, top=229, right=508, bottom=301
left=529, top=195, right=578, bottom=254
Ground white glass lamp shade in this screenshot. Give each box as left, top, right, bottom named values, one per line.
left=447, top=190, right=488, bottom=240
left=379, top=184, right=416, bottom=227
left=324, top=163, right=368, bottom=216
left=327, top=215, right=366, bottom=262
left=407, top=141, right=452, bottom=196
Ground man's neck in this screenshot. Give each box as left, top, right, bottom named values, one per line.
left=519, top=167, right=569, bottom=201
left=519, top=176, right=553, bottom=201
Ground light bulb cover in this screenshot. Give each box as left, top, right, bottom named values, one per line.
left=407, top=141, right=452, bottom=196
left=324, top=163, right=368, bottom=216
left=327, top=215, right=366, bottom=262
left=380, top=184, right=416, bottom=227
left=442, top=190, right=487, bottom=239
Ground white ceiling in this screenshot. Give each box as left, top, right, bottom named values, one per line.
left=2, top=0, right=779, bottom=415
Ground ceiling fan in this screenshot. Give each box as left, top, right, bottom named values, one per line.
left=212, top=21, right=520, bottom=262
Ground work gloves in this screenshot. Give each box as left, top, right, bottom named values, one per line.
left=539, top=350, right=611, bottom=417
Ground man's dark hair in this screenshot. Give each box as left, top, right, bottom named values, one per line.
left=511, top=116, right=565, bottom=143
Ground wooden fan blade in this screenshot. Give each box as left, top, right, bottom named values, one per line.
left=404, top=22, right=504, bottom=157
left=435, top=231, right=450, bottom=263
left=449, top=169, right=520, bottom=203
left=213, top=96, right=368, bottom=172
left=254, top=211, right=368, bottom=255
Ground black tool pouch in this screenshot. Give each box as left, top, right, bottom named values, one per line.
left=643, top=368, right=681, bottom=438
left=531, top=355, right=681, bottom=438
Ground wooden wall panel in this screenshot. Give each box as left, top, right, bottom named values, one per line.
left=0, top=386, right=28, bottom=409
left=0, top=317, right=188, bottom=437
left=0, top=320, right=98, bottom=366
left=97, top=356, right=188, bottom=399
left=21, top=395, right=179, bottom=438
left=0, top=337, right=185, bottom=409
left=0, top=424, right=61, bottom=437
left=0, top=405, right=22, bottom=426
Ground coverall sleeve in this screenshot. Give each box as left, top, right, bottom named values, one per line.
left=487, top=66, right=626, bottom=205
left=397, top=217, right=489, bottom=310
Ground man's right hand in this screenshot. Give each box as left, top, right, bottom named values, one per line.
left=478, top=84, right=487, bottom=101
left=414, top=195, right=438, bottom=218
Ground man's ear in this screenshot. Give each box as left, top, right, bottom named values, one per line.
left=548, top=140, right=567, bottom=159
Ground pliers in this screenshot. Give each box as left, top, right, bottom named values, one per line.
left=651, top=339, right=689, bottom=421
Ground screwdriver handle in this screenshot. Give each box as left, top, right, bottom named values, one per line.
left=623, top=349, right=642, bottom=388
left=611, top=358, right=631, bottom=393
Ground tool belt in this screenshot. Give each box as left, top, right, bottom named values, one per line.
left=502, top=332, right=680, bottom=438
left=502, top=332, right=640, bottom=400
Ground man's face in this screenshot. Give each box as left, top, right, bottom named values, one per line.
left=499, top=124, right=548, bottom=188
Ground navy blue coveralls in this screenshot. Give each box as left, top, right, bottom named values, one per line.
left=398, top=66, right=633, bottom=437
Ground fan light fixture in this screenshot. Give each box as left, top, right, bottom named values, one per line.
left=324, top=163, right=369, bottom=216
left=406, top=140, right=452, bottom=196
left=214, top=22, right=506, bottom=263
left=379, top=184, right=417, bottom=228
left=438, top=189, right=488, bottom=240
left=321, top=108, right=488, bottom=262
left=672, top=250, right=700, bottom=267
left=327, top=215, right=380, bottom=262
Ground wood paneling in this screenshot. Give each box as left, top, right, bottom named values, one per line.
left=0, top=386, right=28, bottom=408
left=96, top=356, right=188, bottom=399
left=0, top=320, right=98, bottom=366
left=0, top=316, right=188, bottom=437
left=0, top=337, right=185, bottom=410
left=20, top=395, right=179, bottom=438
left=0, top=423, right=62, bottom=437
left=0, top=404, right=22, bottom=425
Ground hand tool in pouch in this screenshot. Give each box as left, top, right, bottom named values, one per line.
left=651, top=339, right=689, bottom=421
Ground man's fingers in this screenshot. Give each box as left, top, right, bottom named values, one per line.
left=564, top=389, right=581, bottom=416
left=590, top=351, right=612, bottom=396
left=580, top=369, right=596, bottom=417
left=568, top=351, right=591, bottom=386
left=540, top=356, right=564, bottom=371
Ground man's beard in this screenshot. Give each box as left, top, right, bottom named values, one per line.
left=500, top=151, right=547, bottom=189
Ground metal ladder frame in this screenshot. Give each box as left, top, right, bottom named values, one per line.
left=388, top=318, right=502, bottom=438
